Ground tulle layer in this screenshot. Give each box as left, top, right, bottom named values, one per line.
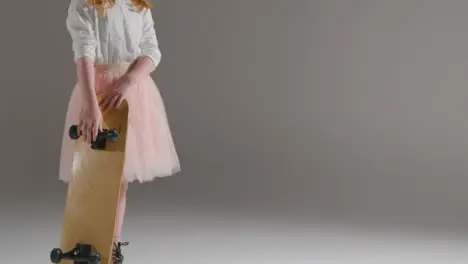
left=58, top=63, right=180, bottom=183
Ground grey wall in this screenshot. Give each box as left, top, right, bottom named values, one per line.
left=1, top=0, right=468, bottom=234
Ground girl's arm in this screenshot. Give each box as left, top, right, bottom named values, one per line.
left=76, top=57, right=99, bottom=107
left=66, top=0, right=99, bottom=107
left=125, top=7, right=161, bottom=83
left=126, top=56, right=154, bottom=84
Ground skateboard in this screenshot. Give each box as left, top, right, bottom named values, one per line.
left=50, top=97, right=129, bottom=264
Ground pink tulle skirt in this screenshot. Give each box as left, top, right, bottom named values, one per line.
left=58, top=63, right=180, bottom=183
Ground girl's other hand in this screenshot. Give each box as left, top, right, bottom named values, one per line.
left=99, top=74, right=136, bottom=112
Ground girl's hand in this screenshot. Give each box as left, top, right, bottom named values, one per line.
left=99, top=74, right=136, bottom=112
left=78, top=103, right=103, bottom=144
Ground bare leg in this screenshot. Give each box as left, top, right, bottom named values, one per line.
left=114, top=181, right=128, bottom=242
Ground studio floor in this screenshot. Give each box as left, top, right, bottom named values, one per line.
left=3, top=201, right=468, bottom=264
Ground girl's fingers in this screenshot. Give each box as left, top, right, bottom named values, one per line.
left=100, top=91, right=123, bottom=111
left=88, top=126, right=93, bottom=144
left=81, top=123, right=88, bottom=142
left=108, top=94, right=120, bottom=110
left=100, top=94, right=112, bottom=111
left=92, top=123, right=98, bottom=142
left=115, top=94, right=124, bottom=109
left=84, top=123, right=92, bottom=144
left=105, top=94, right=116, bottom=111
left=77, top=121, right=83, bottom=136
left=87, top=126, right=92, bottom=144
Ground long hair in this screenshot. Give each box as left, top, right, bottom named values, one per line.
left=87, top=0, right=152, bottom=16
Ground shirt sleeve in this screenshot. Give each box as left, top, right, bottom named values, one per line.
left=139, top=8, right=162, bottom=71
left=66, top=0, right=97, bottom=62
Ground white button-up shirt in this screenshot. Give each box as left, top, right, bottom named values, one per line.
left=66, top=0, right=161, bottom=71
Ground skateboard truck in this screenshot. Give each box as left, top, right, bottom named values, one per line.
left=69, top=125, right=119, bottom=150
left=50, top=243, right=101, bottom=264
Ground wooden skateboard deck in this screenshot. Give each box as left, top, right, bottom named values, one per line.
left=56, top=97, right=129, bottom=264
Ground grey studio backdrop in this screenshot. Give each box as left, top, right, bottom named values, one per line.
left=2, top=0, right=468, bottom=263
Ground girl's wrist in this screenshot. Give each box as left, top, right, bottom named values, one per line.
left=123, top=73, right=138, bottom=86
left=81, top=91, right=99, bottom=108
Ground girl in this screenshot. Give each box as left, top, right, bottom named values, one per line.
left=58, top=0, right=181, bottom=263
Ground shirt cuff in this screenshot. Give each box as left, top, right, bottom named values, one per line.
left=140, top=49, right=161, bottom=72
left=73, top=43, right=96, bottom=62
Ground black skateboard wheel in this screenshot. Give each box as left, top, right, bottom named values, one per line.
left=50, top=248, right=63, bottom=263
left=69, top=125, right=80, bottom=140
left=107, top=128, right=119, bottom=142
